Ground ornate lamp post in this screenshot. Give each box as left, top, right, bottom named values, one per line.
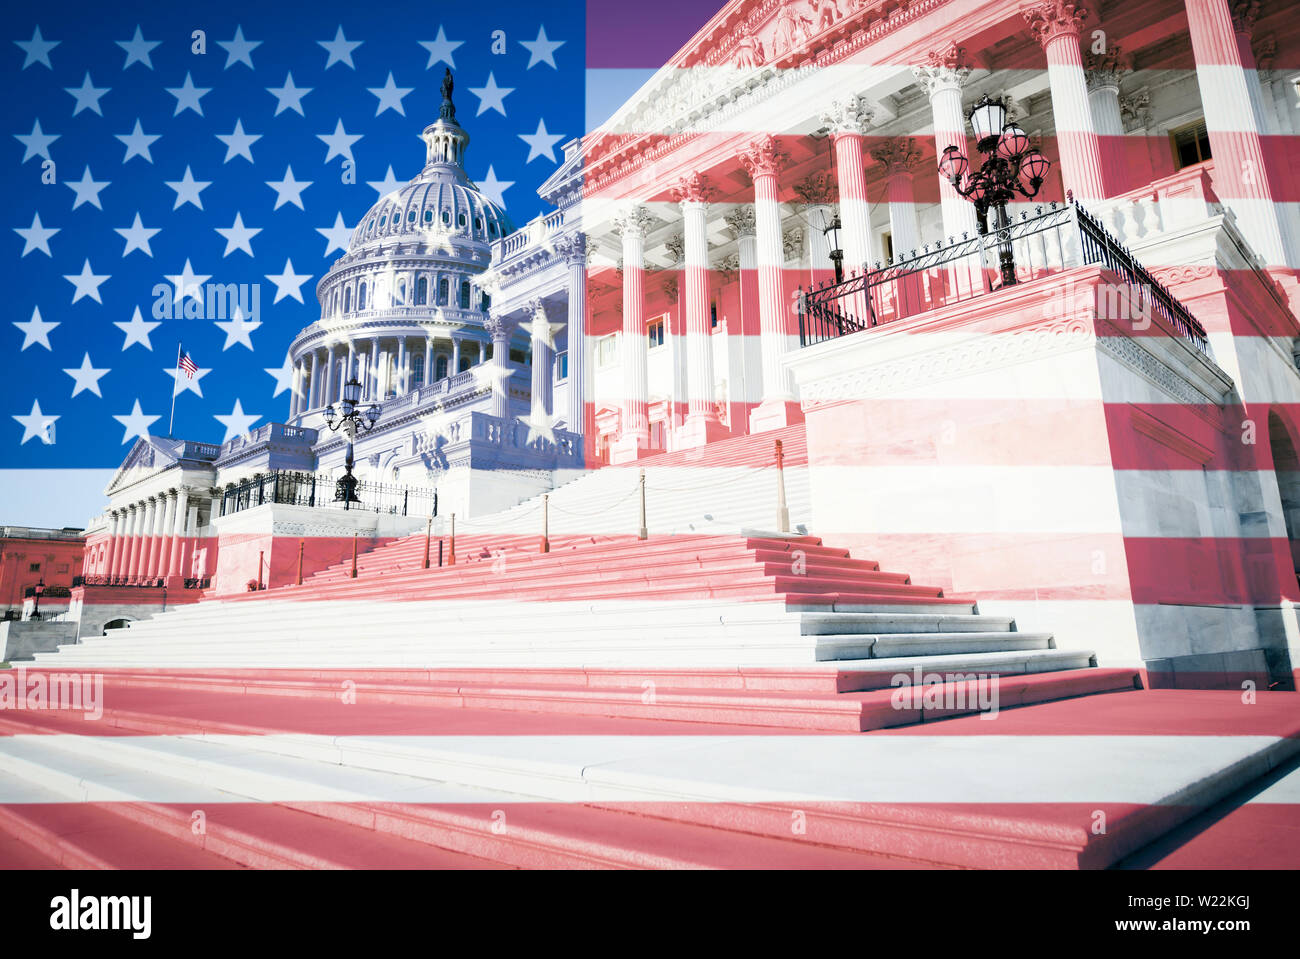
left=816, top=209, right=844, bottom=284
left=31, top=579, right=45, bottom=620
left=323, top=377, right=380, bottom=508
left=938, top=94, right=1052, bottom=288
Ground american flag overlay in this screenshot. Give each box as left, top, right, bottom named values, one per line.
left=1, top=0, right=1300, bottom=887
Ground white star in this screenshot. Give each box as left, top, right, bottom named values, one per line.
left=266, top=166, right=312, bottom=210
left=166, top=72, right=212, bottom=116
left=519, top=119, right=564, bottom=163
left=319, top=26, right=361, bottom=69
left=215, top=119, right=261, bottom=164
left=215, top=212, right=261, bottom=258
left=115, top=306, right=159, bottom=351
left=65, top=72, right=110, bottom=116
left=418, top=27, right=463, bottom=69
left=13, top=399, right=58, bottom=446
left=265, top=259, right=311, bottom=303
left=520, top=25, right=565, bottom=70
left=519, top=407, right=560, bottom=445
left=165, top=166, right=211, bottom=210
left=267, top=72, right=312, bottom=116
left=317, top=118, right=362, bottom=163
left=14, top=306, right=58, bottom=351
left=524, top=313, right=565, bottom=350
left=15, top=211, right=58, bottom=257
left=265, top=355, right=296, bottom=398
left=116, top=26, right=159, bottom=70
left=113, top=400, right=160, bottom=444
left=15, top=26, right=58, bottom=70
left=15, top=119, right=59, bottom=164
left=63, top=353, right=109, bottom=398
left=316, top=212, right=352, bottom=256
left=366, top=165, right=403, bottom=201
left=63, top=259, right=110, bottom=304
left=217, top=25, right=261, bottom=70
left=114, top=212, right=160, bottom=257
left=114, top=119, right=160, bottom=163
left=476, top=166, right=514, bottom=208
left=468, top=73, right=513, bottom=117
left=368, top=72, right=413, bottom=116
left=164, top=259, right=211, bottom=307
left=66, top=166, right=109, bottom=210
left=470, top=357, right=515, bottom=398
left=165, top=365, right=210, bottom=398
left=215, top=307, right=261, bottom=351
left=215, top=399, right=260, bottom=442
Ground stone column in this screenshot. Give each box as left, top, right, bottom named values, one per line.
left=122, top=505, right=140, bottom=581
left=562, top=236, right=588, bottom=442
left=396, top=337, right=407, bottom=395
left=369, top=337, right=380, bottom=400
left=346, top=341, right=357, bottom=393
left=724, top=207, right=761, bottom=420
left=914, top=44, right=982, bottom=247
left=308, top=352, right=320, bottom=410
left=483, top=314, right=513, bottom=419
left=669, top=174, right=727, bottom=448
left=424, top=337, right=433, bottom=387
left=168, top=488, right=189, bottom=578
left=528, top=299, right=554, bottom=424
left=872, top=137, right=926, bottom=317
left=115, top=508, right=133, bottom=580
left=157, top=490, right=178, bottom=580
left=612, top=205, right=653, bottom=460
left=1024, top=0, right=1107, bottom=202
left=1182, top=0, right=1289, bottom=267
left=451, top=337, right=462, bottom=376
left=820, top=100, right=874, bottom=275
left=740, top=137, right=801, bottom=432
left=139, top=497, right=158, bottom=581
left=1084, top=45, right=1129, bottom=196
left=102, top=510, right=119, bottom=580
left=326, top=345, right=340, bottom=407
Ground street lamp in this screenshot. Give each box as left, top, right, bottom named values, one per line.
left=938, top=94, right=1052, bottom=288
left=31, top=579, right=45, bottom=620
left=817, top=209, right=844, bottom=284
left=323, top=376, right=380, bottom=508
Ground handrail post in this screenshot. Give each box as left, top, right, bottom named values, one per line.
left=296, top=539, right=304, bottom=586
left=638, top=469, right=648, bottom=540
left=423, top=516, right=432, bottom=569
left=775, top=439, right=790, bottom=534
left=448, top=513, right=456, bottom=566
left=257, top=549, right=264, bottom=590
left=350, top=534, right=358, bottom=579
left=541, top=494, right=549, bottom=553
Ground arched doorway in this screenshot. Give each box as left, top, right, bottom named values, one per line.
left=1268, top=412, right=1300, bottom=583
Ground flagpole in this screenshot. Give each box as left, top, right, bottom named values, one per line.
left=168, top=342, right=181, bottom=436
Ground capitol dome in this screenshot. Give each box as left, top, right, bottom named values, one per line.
left=288, top=69, right=518, bottom=424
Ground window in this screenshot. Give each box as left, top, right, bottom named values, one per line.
left=411, top=354, right=425, bottom=386
left=458, top=213, right=467, bottom=227
left=415, top=276, right=427, bottom=305
left=357, top=283, right=367, bottom=311
left=57, top=563, right=69, bottom=574
left=379, top=216, right=386, bottom=227
left=555, top=350, right=568, bottom=381
left=710, top=302, right=718, bottom=329
left=648, top=319, right=665, bottom=348
left=489, top=223, right=498, bottom=237
left=481, top=292, right=491, bottom=311
left=1170, top=120, right=1211, bottom=170
left=597, top=335, right=617, bottom=367
left=424, top=209, right=434, bottom=223
left=882, top=231, right=894, bottom=263
left=442, top=210, right=450, bottom=224
left=438, top=277, right=449, bottom=305
left=28, top=563, right=40, bottom=573
left=475, top=217, right=483, bottom=231
left=459, top=280, right=471, bottom=309
left=368, top=218, right=375, bottom=232
left=396, top=280, right=406, bottom=306
left=344, top=287, right=352, bottom=312
left=436, top=355, right=449, bottom=380
left=407, top=210, right=416, bottom=223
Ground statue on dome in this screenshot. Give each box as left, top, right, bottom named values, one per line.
left=439, top=67, right=456, bottom=121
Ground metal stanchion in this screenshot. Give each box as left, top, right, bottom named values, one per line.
left=296, top=539, right=304, bottom=585
left=448, top=513, right=456, bottom=566
left=775, top=439, right=790, bottom=534
left=350, top=534, right=358, bottom=578
left=541, top=494, right=550, bottom=553
left=257, top=549, right=264, bottom=590
left=423, top=516, right=432, bottom=569
left=638, top=469, right=648, bottom=540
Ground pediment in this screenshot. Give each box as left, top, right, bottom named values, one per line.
left=105, top=435, right=183, bottom=495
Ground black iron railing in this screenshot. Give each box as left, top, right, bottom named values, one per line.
left=797, top=200, right=1208, bottom=355
left=218, top=470, right=437, bottom=518
left=72, top=575, right=207, bottom=589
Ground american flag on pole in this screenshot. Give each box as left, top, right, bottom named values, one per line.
left=178, top=348, right=198, bottom=379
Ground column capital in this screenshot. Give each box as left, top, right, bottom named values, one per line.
left=555, top=233, right=586, bottom=265
left=723, top=207, right=757, bottom=239
left=792, top=171, right=838, bottom=206
left=1024, top=0, right=1089, bottom=47
left=1253, top=35, right=1276, bottom=71
left=819, top=98, right=874, bottom=137
left=739, top=134, right=791, bottom=179
left=912, top=44, right=972, bottom=97
left=1083, top=44, right=1128, bottom=91
left=1230, top=0, right=1261, bottom=36
left=612, top=205, right=654, bottom=240
left=483, top=314, right=514, bottom=341
left=670, top=172, right=717, bottom=205
left=870, top=137, right=925, bottom=179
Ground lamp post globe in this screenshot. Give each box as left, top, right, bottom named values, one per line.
left=324, top=376, right=380, bottom=508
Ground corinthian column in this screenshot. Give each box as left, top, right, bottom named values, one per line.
left=820, top=100, right=875, bottom=276
left=157, top=490, right=178, bottom=581
left=871, top=137, right=926, bottom=317
left=671, top=173, right=729, bottom=448
left=611, top=205, right=654, bottom=462
left=527, top=298, right=555, bottom=423
left=168, top=487, right=189, bottom=578
left=740, top=138, right=802, bottom=433
left=483, top=314, right=514, bottom=420
left=1024, top=1, right=1107, bottom=201
left=914, top=45, right=982, bottom=248
left=560, top=236, right=588, bottom=449
left=1084, top=44, right=1129, bottom=196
